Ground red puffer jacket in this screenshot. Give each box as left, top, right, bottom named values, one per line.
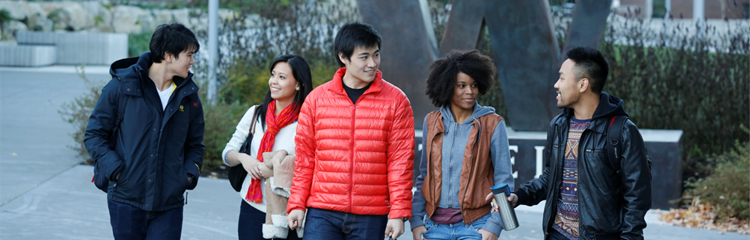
left=288, top=68, right=414, bottom=219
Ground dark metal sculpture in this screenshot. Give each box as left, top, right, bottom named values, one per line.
left=357, top=0, right=612, bottom=131
left=356, top=0, right=436, bottom=129
left=441, top=0, right=613, bottom=130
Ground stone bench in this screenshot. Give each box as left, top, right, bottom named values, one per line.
left=16, top=31, right=128, bottom=65
left=0, top=45, right=57, bottom=67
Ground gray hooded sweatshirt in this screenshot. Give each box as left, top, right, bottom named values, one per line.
left=411, top=103, right=514, bottom=236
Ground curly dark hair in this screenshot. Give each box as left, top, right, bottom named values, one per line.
left=425, top=50, right=497, bottom=108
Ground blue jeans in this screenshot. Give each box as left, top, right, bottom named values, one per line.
left=107, top=199, right=183, bottom=240
left=303, top=208, right=388, bottom=240
left=422, top=213, right=491, bottom=240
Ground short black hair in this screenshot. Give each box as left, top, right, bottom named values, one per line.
left=565, top=47, right=609, bottom=94
left=333, top=22, right=381, bottom=67
left=425, top=50, right=497, bottom=108
left=255, top=54, right=314, bottom=127
left=149, top=23, right=200, bottom=63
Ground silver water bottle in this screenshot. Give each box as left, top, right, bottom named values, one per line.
left=491, top=183, right=519, bottom=230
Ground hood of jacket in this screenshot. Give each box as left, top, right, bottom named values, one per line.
left=562, top=92, right=628, bottom=120
left=439, top=102, right=496, bottom=125
left=109, top=52, right=193, bottom=88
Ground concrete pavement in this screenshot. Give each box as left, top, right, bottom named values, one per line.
left=0, top=66, right=746, bottom=239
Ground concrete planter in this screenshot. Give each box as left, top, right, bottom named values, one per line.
left=0, top=45, right=57, bottom=67
left=16, top=31, right=127, bottom=65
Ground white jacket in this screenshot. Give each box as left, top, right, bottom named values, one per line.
left=222, top=105, right=298, bottom=211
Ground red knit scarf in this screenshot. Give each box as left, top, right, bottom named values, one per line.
left=245, top=100, right=300, bottom=203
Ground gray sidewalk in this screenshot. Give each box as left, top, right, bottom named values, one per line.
left=0, top=66, right=746, bottom=239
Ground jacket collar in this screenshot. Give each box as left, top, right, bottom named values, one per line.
left=328, top=67, right=383, bottom=96
left=560, top=92, right=628, bottom=120
left=109, top=52, right=198, bottom=97
left=556, top=92, right=629, bottom=132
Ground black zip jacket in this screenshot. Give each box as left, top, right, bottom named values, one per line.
left=515, top=92, right=651, bottom=240
left=85, top=52, right=205, bottom=211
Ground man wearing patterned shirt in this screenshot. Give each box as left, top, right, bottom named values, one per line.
left=502, top=47, right=652, bottom=240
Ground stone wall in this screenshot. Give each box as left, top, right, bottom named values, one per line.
left=0, top=1, right=203, bottom=40
left=0, top=0, right=359, bottom=41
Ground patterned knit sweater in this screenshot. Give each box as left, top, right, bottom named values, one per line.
left=553, top=118, right=590, bottom=240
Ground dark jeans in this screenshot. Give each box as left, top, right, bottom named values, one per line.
left=107, top=199, right=183, bottom=240
left=548, top=229, right=571, bottom=240
left=303, top=207, right=388, bottom=240
left=239, top=200, right=302, bottom=240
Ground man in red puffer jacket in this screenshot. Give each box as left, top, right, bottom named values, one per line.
left=286, top=22, right=415, bottom=240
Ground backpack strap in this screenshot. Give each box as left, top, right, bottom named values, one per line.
left=92, top=78, right=129, bottom=192
left=110, top=78, right=128, bottom=144
left=239, top=105, right=261, bottom=154
left=248, top=105, right=260, bottom=141
left=606, top=115, right=628, bottom=174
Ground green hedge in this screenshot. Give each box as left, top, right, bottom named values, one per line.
left=127, top=31, right=154, bottom=58
left=474, top=18, right=750, bottom=161
left=601, top=19, right=749, bottom=159
left=687, top=128, right=750, bottom=220
left=602, top=44, right=749, bottom=157
left=200, top=97, right=251, bottom=172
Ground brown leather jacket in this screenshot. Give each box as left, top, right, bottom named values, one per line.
left=421, top=110, right=503, bottom=223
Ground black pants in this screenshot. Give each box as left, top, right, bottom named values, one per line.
left=108, top=199, right=183, bottom=240
left=239, top=200, right=302, bottom=240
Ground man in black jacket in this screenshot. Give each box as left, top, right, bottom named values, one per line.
left=502, top=47, right=651, bottom=240
left=85, top=23, right=205, bottom=240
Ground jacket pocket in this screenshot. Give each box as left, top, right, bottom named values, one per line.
left=179, top=167, right=190, bottom=190
left=467, top=213, right=490, bottom=232
left=581, top=149, right=623, bottom=233
left=550, top=143, right=560, bottom=168
left=584, top=149, right=618, bottom=179
left=111, top=162, right=143, bottom=202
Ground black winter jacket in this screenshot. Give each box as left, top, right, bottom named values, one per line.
left=515, top=92, right=651, bottom=240
left=85, top=52, right=206, bottom=211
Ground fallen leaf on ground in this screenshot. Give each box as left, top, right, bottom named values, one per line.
left=659, top=197, right=749, bottom=234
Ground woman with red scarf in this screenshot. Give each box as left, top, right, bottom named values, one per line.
left=222, top=54, right=313, bottom=240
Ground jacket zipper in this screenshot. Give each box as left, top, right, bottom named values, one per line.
left=449, top=123, right=458, bottom=207
left=348, top=101, right=357, bottom=213
left=576, top=127, right=592, bottom=238
left=547, top=121, right=566, bottom=236
left=138, top=69, right=161, bottom=210
left=427, top=121, right=442, bottom=218
left=461, top=120, right=479, bottom=221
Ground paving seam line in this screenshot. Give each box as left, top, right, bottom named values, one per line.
left=0, top=163, right=80, bottom=207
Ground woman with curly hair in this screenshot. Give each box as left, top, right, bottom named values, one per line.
left=411, top=50, right=514, bottom=240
